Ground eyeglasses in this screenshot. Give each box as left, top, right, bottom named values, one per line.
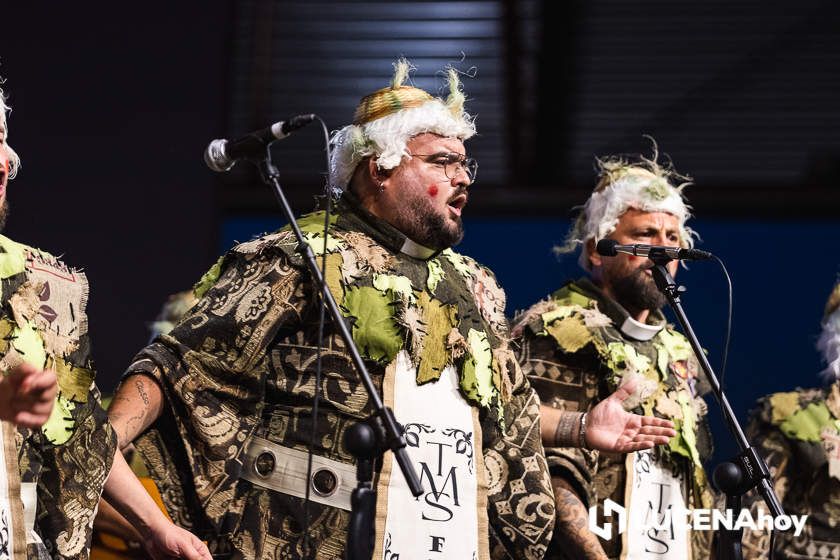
left=410, top=152, right=478, bottom=183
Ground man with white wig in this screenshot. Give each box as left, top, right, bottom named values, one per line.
left=512, top=147, right=715, bottom=559
left=0, top=83, right=210, bottom=559
left=742, top=282, right=840, bottom=559
left=108, top=58, right=558, bottom=559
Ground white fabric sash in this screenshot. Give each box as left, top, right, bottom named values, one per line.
left=380, top=351, right=481, bottom=559
left=622, top=448, right=691, bottom=559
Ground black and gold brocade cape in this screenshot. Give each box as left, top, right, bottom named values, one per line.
left=513, top=278, right=714, bottom=560
left=0, top=235, right=115, bottom=560
left=741, top=382, right=840, bottom=559
left=127, top=196, right=554, bottom=560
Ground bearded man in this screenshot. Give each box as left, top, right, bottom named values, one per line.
left=106, top=60, right=557, bottom=560
left=0, top=82, right=209, bottom=560
left=513, top=149, right=715, bottom=559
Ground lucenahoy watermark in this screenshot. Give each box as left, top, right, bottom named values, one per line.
left=588, top=499, right=808, bottom=540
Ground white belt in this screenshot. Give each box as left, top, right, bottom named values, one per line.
left=240, top=436, right=354, bottom=511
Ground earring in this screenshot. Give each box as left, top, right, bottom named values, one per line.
left=378, top=181, right=385, bottom=194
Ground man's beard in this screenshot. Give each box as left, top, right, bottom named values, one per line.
left=0, top=200, right=8, bottom=233
left=394, top=190, right=464, bottom=250
left=611, top=266, right=667, bottom=316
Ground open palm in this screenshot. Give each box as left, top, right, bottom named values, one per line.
left=586, top=379, right=676, bottom=452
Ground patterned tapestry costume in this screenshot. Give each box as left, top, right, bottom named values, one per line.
left=513, top=278, right=714, bottom=559
left=0, top=235, right=115, bottom=559
left=741, top=382, right=840, bottom=559
left=126, top=195, right=555, bottom=559
left=742, top=283, right=840, bottom=559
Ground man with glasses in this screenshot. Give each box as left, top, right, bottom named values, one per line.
left=107, top=59, right=555, bottom=559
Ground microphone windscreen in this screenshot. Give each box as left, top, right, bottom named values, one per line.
left=596, top=239, right=619, bottom=256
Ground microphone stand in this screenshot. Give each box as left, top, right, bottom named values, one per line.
left=647, top=253, right=784, bottom=560
left=249, top=149, right=423, bottom=560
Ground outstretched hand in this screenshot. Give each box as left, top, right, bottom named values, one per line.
left=142, top=520, right=212, bottom=560
left=586, top=378, right=676, bottom=453
left=0, top=363, right=57, bottom=428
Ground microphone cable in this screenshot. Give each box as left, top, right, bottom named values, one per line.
left=712, top=255, right=733, bottom=390
left=301, top=114, right=333, bottom=559
left=711, top=255, right=779, bottom=560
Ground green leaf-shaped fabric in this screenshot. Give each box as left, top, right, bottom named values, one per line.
left=342, top=285, right=403, bottom=364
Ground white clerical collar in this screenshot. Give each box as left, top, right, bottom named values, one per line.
left=400, top=237, right=437, bottom=259
left=619, top=315, right=665, bottom=341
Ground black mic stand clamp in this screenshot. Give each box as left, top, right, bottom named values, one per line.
left=247, top=149, right=423, bottom=559
left=345, top=417, right=387, bottom=560
left=646, top=256, right=783, bottom=560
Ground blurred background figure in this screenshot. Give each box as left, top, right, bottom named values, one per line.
left=742, top=282, right=840, bottom=559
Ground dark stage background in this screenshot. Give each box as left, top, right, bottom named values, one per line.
left=4, top=0, right=840, bottom=468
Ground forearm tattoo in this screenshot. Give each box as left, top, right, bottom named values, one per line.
left=109, top=375, right=156, bottom=449
left=552, top=479, right=608, bottom=559
left=135, top=378, right=150, bottom=407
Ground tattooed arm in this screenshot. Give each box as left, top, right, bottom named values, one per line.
left=551, top=476, right=608, bottom=560
left=108, top=373, right=164, bottom=450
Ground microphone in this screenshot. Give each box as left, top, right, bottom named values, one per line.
left=204, top=114, right=317, bottom=171
left=596, top=239, right=713, bottom=261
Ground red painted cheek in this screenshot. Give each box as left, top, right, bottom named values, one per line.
left=627, top=255, right=639, bottom=263
left=427, top=184, right=439, bottom=197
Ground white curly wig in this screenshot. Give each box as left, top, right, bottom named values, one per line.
left=818, top=283, right=840, bottom=383
left=558, top=142, right=698, bottom=270
left=0, top=83, right=21, bottom=179
left=328, top=59, right=476, bottom=190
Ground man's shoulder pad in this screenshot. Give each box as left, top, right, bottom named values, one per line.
left=549, top=283, right=597, bottom=308
left=230, top=230, right=297, bottom=257
left=757, top=387, right=826, bottom=425
left=0, top=234, right=61, bottom=262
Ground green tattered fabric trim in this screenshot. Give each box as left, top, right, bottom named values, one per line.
left=194, top=257, right=224, bottom=299
left=415, top=291, right=456, bottom=384
left=323, top=252, right=345, bottom=306
left=342, top=285, right=403, bottom=364
left=11, top=320, right=48, bottom=370
left=766, top=389, right=840, bottom=443
left=427, top=259, right=445, bottom=293
left=779, top=401, right=836, bottom=443
left=298, top=210, right=337, bottom=234
left=441, top=249, right=471, bottom=277
left=768, top=391, right=803, bottom=425
left=544, top=314, right=593, bottom=354
left=655, top=329, right=693, bottom=380
left=43, top=395, right=79, bottom=445
left=0, top=234, right=27, bottom=280
left=462, top=329, right=495, bottom=409
left=606, top=342, right=654, bottom=379
left=300, top=211, right=344, bottom=255
left=537, top=289, right=606, bottom=353
left=373, top=274, right=416, bottom=304
left=669, top=418, right=691, bottom=459
left=549, top=285, right=596, bottom=309
left=0, top=314, right=81, bottom=446
left=677, top=390, right=702, bottom=466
